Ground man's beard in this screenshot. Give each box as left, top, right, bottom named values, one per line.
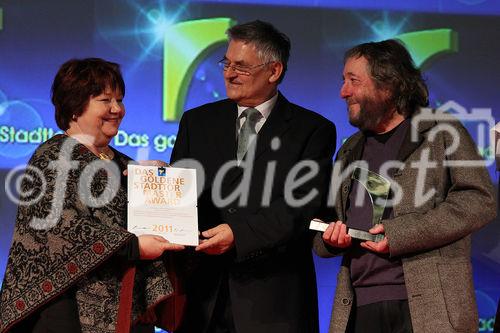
left=347, top=96, right=390, bottom=132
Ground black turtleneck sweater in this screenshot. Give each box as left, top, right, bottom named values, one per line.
left=346, top=118, right=410, bottom=307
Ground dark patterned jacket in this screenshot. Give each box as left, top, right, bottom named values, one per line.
left=0, top=134, right=175, bottom=333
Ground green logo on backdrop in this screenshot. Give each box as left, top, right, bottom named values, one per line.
left=395, top=29, right=458, bottom=70
left=162, top=17, right=235, bottom=121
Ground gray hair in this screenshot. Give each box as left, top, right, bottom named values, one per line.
left=227, top=20, right=291, bottom=83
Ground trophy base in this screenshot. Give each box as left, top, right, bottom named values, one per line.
left=309, top=220, right=384, bottom=243
left=309, top=219, right=328, bottom=232
left=348, top=228, right=384, bottom=242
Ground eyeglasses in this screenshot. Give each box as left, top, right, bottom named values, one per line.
left=218, top=59, right=272, bottom=76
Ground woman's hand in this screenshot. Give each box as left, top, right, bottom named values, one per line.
left=138, top=235, right=185, bottom=260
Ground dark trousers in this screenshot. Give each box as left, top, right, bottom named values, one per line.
left=207, top=278, right=237, bottom=333
left=11, top=296, right=82, bottom=333
left=347, top=300, right=413, bottom=333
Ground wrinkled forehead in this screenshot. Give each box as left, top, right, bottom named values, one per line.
left=226, top=39, right=262, bottom=62
left=343, top=55, right=370, bottom=76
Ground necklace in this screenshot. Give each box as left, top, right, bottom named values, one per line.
left=98, top=151, right=112, bottom=160
left=64, top=131, right=113, bottom=160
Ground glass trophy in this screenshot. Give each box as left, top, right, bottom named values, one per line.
left=348, top=167, right=391, bottom=242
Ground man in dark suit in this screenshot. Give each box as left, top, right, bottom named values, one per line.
left=171, top=20, right=336, bottom=333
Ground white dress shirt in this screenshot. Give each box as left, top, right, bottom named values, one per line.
left=236, top=93, right=278, bottom=135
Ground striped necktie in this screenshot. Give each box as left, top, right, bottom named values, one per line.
left=237, top=108, right=261, bottom=162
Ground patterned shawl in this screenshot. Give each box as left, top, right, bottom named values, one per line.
left=0, top=134, right=176, bottom=333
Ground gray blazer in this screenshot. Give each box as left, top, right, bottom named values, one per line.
left=314, top=115, right=496, bottom=333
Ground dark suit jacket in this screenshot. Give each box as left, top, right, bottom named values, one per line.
left=171, top=93, right=336, bottom=333
left=314, top=114, right=496, bottom=333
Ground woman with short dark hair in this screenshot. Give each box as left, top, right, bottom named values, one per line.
left=0, top=58, right=184, bottom=333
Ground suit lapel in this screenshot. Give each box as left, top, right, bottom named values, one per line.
left=396, top=124, right=422, bottom=163
left=340, top=134, right=364, bottom=167
left=253, top=93, right=293, bottom=161
left=394, top=115, right=435, bottom=166
left=338, top=133, right=364, bottom=217
left=212, top=101, right=238, bottom=162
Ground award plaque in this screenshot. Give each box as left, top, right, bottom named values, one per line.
left=347, top=167, right=391, bottom=242
left=309, top=219, right=384, bottom=242
left=309, top=218, right=329, bottom=232
left=127, top=165, right=199, bottom=246
left=309, top=167, right=390, bottom=243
